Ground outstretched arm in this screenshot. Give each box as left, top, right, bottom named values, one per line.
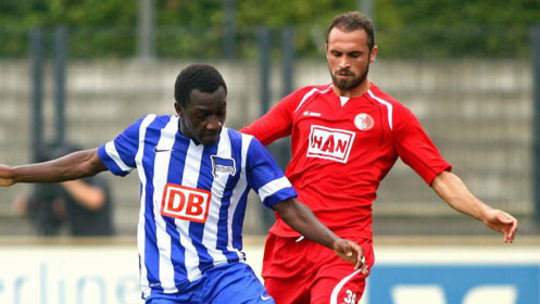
left=273, top=198, right=368, bottom=273
left=432, top=170, right=518, bottom=243
left=0, top=149, right=107, bottom=186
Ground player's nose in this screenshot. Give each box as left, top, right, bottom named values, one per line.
left=206, top=116, right=223, bottom=130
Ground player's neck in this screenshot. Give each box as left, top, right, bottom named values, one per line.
left=332, top=80, right=370, bottom=98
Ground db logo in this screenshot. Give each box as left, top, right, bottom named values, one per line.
left=161, top=183, right=211, bottom=223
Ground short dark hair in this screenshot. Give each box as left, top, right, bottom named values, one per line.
left=174, top=63, right=227, bottom=107
left=326, top=11, right=375, bottom=50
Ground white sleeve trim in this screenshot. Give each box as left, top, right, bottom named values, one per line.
left=105, top=141, right=133, bottom=172
left=294, top=85, right=332, bottom=113
left=258, top=176, right=293, bottom=202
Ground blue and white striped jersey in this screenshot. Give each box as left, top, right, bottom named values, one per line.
left=97, top=114, right=297, bottom=298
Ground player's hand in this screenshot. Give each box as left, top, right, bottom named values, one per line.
left=333, top=239, right=369, bottom=275
left=482, top=208, right=518, bottom=243
left=0, top=164, right=15, bottom=187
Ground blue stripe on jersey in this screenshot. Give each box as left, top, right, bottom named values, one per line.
left=98, top=115, right=298, bottom=297
left=97, top=146, right=124, bottom=175
left=165, top=129, right=192, bottom=288
left=188, top=143, right=216, bottom=272
left=217, top=130, right=249, bottom=262
left=97, top=115, right=146, bottom=176
left=115, top=116, right=144, bottom=168
left=215, top=179, right=238, bottom=263
left=264, top=187, right=298, bottom=207
left=216, top=129, right=243, bottom=262
left=232, top=187, right=250, bottom=250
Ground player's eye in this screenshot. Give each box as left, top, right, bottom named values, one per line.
left=195, top=112, right=207, bottom=120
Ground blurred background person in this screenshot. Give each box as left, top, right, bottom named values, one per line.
left=13, top=142, right=114, bottom=237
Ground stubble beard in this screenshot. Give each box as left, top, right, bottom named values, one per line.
left=331, top=64, right=370, bottom=92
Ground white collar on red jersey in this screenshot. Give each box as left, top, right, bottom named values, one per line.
left=339, top=96, right=350, bottom=106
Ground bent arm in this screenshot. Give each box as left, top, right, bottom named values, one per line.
left=0, top=149, right=107, bottom=186
left=240, top=92, right=296, bottom=145
left=274, top=198, right=366, bottom=271
left=432, top=170, right=518, bottom=243
left=274, top=198, right=338, bottom=247
left=61, top=180, right=106, bottom=211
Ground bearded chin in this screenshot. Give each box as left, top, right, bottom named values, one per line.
left=332, top=65, right=370, bottom=91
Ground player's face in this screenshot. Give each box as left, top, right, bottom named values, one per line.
left=175, top=86, right=227, bottom=146
left=326, top=28, right=377, bottom=96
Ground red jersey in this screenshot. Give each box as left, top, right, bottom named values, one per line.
left=241, top=83, right=451, bottom=240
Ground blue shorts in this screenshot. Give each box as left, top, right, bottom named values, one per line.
left=145, top=262, right=274, bottom=304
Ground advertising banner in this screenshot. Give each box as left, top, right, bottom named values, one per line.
left=0, top=243, right=538, bottom=304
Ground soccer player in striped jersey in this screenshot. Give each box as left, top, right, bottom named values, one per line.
left=241, top=11, right=518, bottom=304
left=0, top=63, right=366, bottom=303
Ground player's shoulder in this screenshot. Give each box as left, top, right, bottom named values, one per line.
left=130, top=113, right=171, bottom=125
left=226, top=127, right=256, bottom=143
left=225, top=128, right=266, bottom=159
left=120, top=114, right=179, bottom=138
left=367, top=83, right=412, bottom=112
left=294, top=84, right=333, bottom=97
left=368, top=83, right=401, bottom=105
left=152, top=114, right=176, bottom=122
left=368, top=83, right=423, bottom=128
left=281, top=84, right=333, bottom=110
left=140, top=114, right=180, bottom=127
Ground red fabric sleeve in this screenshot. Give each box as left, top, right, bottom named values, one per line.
left=392, top=104, right=452, bottom=185
left=240, top=90, right=299, bottom=146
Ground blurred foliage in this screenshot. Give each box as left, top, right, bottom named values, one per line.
left=0, top=0, right=539, bottom=59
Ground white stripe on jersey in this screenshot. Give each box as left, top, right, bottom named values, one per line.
left=258, top=176, right=293, bottom=202
left=367, top=89, right=394, bottom=130
left=152, top=117, right=179, bottom=292
left=294, top=84, right=332, bottom=113
left=104, top=141, right=132, bottom=172
left=135, top=114, right=156, bottom=297
left=179, top=141, right=204, bottom=282
left=202, top=130, right=234, bottom=266
left=98, top=115, right=297, bottom=298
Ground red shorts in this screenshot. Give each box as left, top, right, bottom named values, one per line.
left=262, top=233, right=374, bottom=304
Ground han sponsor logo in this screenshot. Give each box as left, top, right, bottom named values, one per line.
left=211, top=155, right=236, bottom=178
left=307, top=125, right=355, bottom=163
left=161, top=183, right=211, bottom=223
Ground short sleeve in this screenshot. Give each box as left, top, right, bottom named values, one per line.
left=393, top=105, right=451, bottom=185
left=245, top=137, right=297, bottom=209
left=97, top=115, right=148, bottom=176
left=240, top=90, right=300, bottom=145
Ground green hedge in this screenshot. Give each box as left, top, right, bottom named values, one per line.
left=0, top=0, right=537, bottom=59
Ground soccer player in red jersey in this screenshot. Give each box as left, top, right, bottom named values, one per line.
left=241, top=11, right=518, bottom=304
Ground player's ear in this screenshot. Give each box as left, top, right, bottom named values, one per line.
left=325, top=43, right=329, bottom=59
left=174, top=102, right=185, bottom=118
left=369, top=45, right=378, bottom=63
